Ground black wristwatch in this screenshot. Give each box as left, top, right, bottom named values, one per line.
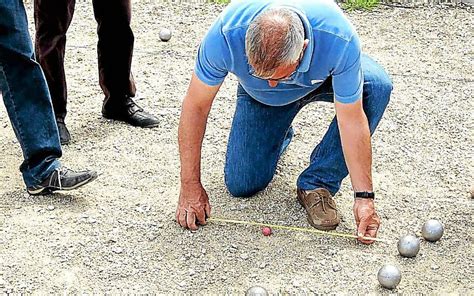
left=354, top=191, right=375, bottom=199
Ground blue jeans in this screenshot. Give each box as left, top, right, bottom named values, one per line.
left=224, top=55, right=392, bottom=197
left=0, top=0, right=61, bottom=187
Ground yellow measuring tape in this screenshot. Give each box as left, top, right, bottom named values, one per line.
left=208, top=217, right=389, bottom=243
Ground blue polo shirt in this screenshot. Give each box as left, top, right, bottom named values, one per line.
left=195, top=0, right=363, bottom=106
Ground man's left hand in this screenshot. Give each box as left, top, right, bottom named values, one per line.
left=353, top=198, right=380, bottom=244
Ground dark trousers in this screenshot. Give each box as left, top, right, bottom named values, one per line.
left=34, top=0, right=136, bottom=121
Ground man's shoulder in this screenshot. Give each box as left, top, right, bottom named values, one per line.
left=219, top=0, right=267, bottom=33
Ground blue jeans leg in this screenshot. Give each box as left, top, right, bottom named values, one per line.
left=297, top=55, right=392, bottom=195
left=0, top=0, right=62, bottom=187
left=224, top=84, right=299, bottom=197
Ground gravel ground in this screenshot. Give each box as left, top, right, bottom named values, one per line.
left=0, top=1, right=473, bottom=294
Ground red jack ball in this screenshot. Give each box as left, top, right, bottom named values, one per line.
left=262, top=227, right=272, bottom=236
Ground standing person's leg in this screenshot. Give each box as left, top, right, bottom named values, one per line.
left=0, top=0, right=97, bottom=194
left=297, top=55, right=392, bottom=196
left=92, top=0, right=159, bottom=128
left=0, top=0, right=61, bottom=187
left=224, top=85, right=299, bottom=197
left=34, top=0, right=75, bottom=144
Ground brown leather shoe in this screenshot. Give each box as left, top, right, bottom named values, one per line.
left=297, top=188, right=340, bottom=230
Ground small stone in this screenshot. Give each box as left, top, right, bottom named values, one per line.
left=240, top=253, right=249, bottom=260
left=188, top=269, right=196, bottom=276
left=431, top=264, right=440, bottom=270
left=259, top=263, right=266, bottom=269
left=292, top=279, right=301, bottom=287
left=135, top=204, right=151, bottom=213
left=47, top=205, right=55, bottom=211
left=332, top=265, right=341, bottom=272
left=209, top=265, right=215, bottom=271
left=112, top=247, right=123, bottom=254
left=201, top=248, right=207, bottom=255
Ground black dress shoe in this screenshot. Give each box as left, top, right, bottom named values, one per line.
left=27, top=167, right=98, bottom=195
left=102, top=97, right=159, bottom=128
left=56, top=120, right=71, bottom=145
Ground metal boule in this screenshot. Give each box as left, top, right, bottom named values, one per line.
left=159, top=28, right=172, bottom=42
left=377, top=264, right=401, bottom=289
left=397, top=234, right=420, bottom=258
left=246, top=286, right=269, bottom=296
left=422, top=219, right=444, bottom=242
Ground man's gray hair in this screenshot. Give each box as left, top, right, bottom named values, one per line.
left=245, top=7, right=304, bottom=78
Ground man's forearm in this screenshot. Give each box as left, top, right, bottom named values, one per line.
left=338, top=114, right=373, bottom=192
left=178, top=99, right=210, bottom=185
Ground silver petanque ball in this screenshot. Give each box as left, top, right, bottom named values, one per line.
left=246, top=286, right=269, bottom=296
left=397, top=234, right=421, bottom=258
left=377, top=264, right=401, bottom=289
left=422, top=219, right=444, bottom=242
left=159, top=28, right=172, bottom=42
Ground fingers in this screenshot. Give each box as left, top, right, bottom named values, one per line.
left=357, top=219, right=368, bottom=237
left=194, top=205, right=207, bottom=226
left=366, top=226, right=378, bottom=240
left=205, top=203, right=211, bottom=218
left=177, top=209, right=187, bottom=229
left=357, top=217, right=380, bottom=245
left=186, top=210, right=198, bottom=230
left=177, top=205, right=209, bottom=230
left=357, top=219, right=377, bottom=245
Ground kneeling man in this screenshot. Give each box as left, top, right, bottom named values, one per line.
left=176, top=0, right=392, bottom=244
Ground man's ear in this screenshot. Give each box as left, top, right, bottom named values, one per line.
left=303, top=39, right=309, bottom=51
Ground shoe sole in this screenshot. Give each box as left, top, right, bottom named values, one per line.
left=27, top=173, right=98, bottom=196
left=102, top=115, right=159, bottom=128
left=297, top=192, right=339, bottom=231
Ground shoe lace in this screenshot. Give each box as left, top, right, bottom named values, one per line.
left=308, top=192, right=336, bottom=214
left=49, top=167, right=66, bottom=190
left=125, top=97, right=144, bottom=113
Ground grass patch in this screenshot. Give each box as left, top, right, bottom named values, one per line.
left=342, top=0, right=379, bottom=10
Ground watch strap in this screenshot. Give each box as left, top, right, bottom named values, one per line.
left=354, top=191, right=375, bottom=199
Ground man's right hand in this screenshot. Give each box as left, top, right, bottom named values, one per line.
left=176, top=182, right=211, bottom=230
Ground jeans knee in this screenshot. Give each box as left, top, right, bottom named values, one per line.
left=376, top=72, right=393, bottom=102
left=382, top=77, right=393, bottom=98
left=225, top=174, right=271, bottom=198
